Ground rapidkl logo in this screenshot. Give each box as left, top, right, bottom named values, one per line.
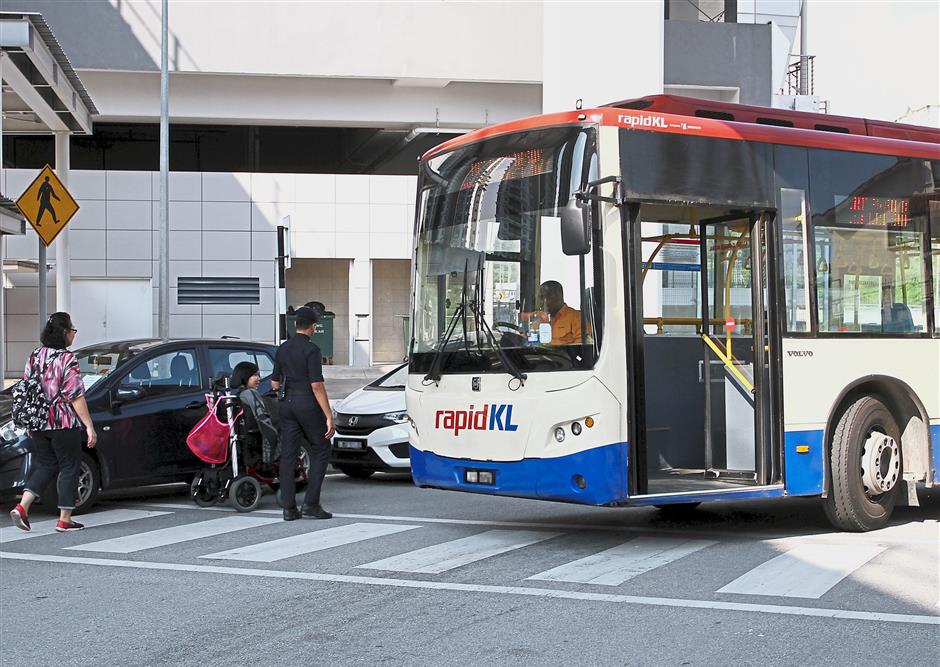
left=618, top=114, right=667, bottom=129
left=434, top=404, right=519, bottom=436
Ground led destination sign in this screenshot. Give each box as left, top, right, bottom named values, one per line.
left=835, top=195, right=910, bottom=228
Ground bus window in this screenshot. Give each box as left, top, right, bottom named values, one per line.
left=932, top=199, right=940, bottom=336
left=809, top=151, right=932, bottom=335
left=780, top=189, right=810, bottom=332
left=813, top=213, right=929, bottom=334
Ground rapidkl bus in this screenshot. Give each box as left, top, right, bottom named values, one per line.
left=405, top=95, right=940, bottom=531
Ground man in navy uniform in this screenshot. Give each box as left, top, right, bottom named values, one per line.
left=271, top=306, right=335, bottom=520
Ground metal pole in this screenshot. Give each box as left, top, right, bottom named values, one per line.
left=799, top=0, right=809, bottom=96
left=38, top=243, right=47, bottom=335
left=55, top=132, right=70, bottom=313
left=158, top=0, right=170, bottom=340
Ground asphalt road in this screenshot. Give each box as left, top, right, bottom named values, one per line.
left=1, top=476, right=938, bottom=666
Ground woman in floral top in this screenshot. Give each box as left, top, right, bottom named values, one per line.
left=9, top=312, right=97, bottom=533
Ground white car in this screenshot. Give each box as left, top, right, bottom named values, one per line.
left=330, top=364, right=410, bottom=479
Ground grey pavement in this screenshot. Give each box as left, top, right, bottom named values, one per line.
left=1, top=477, right=938, bottom=666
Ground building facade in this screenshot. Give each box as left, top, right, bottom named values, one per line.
left=2, top=0, right=804, bottom=374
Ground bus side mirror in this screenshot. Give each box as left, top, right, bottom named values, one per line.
left=560, top=196, right=590, bottom=256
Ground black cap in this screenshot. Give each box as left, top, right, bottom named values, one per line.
left=294, top=306, right=319, bottom=323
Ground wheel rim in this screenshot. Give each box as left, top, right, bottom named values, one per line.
left=76, top=461, right=93, bottom=506
left=860, top=430, right=900, bottom=497
left=296, top=449, right=309, bottom=484
left=235, top=479, right=258, bottom=506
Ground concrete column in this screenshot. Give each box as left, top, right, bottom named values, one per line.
left=0, top=234, right=5, bottom=379
left=348, top=257, right=372, bottom=367
left=542, top=1, right=664, bottom=113
left=55, top=132, right=71, bottom=313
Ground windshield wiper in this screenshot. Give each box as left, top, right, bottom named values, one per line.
left=423, top=262, right=472, bottom=385
left=469, top=257, right=527, bottom=387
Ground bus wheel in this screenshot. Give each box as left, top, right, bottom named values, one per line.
left=824, top=396, right=902, bottom=532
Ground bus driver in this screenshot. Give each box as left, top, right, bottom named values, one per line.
left=537, top=280, right=583, bottom=345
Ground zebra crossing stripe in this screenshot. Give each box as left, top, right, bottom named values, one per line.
left=717, top=543, right=887, bottom=599
left=200, top=522, right=420, bottom=563
left=65, top=516, right=279, bottom=554
left=527, top=537, right=716, bottom=586
left=1, top=509, right=171, bottom=544
left=358, top=529, right=561, bottom=574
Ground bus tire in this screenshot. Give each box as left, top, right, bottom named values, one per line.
left=823, top=396, right=902, bottom=532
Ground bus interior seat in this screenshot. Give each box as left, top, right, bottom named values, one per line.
left=882, top=303, right=915, bottom=333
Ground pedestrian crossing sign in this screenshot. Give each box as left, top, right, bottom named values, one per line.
left=15, top=164, right=80, bottom=247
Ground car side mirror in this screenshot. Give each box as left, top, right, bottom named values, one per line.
left=560, top=196, right=590, bottom=256
left=114, top=385, right=144, bottom=405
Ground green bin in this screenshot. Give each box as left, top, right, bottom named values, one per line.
left=287, top=313, right=335, bottom=364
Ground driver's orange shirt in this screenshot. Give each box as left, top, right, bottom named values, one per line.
left=551, top=305, right=583, bottom=344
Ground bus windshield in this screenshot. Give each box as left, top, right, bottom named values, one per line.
left=410, top=125, right=602, bottom=376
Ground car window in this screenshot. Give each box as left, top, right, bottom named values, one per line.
left=122, top=349, right=200, bottom=396
left=368, top=364, right=408, bottom=390
left=208, top=348, right=275, bottom=381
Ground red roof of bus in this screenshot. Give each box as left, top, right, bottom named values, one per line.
left=422, top=95, right=940, bottom=162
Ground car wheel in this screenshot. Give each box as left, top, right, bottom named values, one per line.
left=295, top=442, right=315, bottom=492
left=229, top=475, right=262, bottom=512
left=45, top=452, right=100, bottom=515
left=336, top=465, right=375, bottom=480
left=824, top=396, right=902, bottom=532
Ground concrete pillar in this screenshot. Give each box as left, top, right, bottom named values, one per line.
left=0, top=234, right=5, bottom=378
left=348, top=257, right=372, bottom=367
left=55, top=132, right=71, bottom=313
left=542, top=1, right=664, bottom=113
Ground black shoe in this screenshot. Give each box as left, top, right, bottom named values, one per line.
left=283, top=507, right=302, bottom=521
left=301, top=504, right=332, bottom=520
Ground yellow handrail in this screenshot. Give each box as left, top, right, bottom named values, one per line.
left=701, top=334, right=754, bottom=394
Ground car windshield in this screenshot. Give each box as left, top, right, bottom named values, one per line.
left=410, top=125, right=603, bottom=376
left=367, top=365, right=408, bottom=390
left=73, top=347, right=143, bottom=391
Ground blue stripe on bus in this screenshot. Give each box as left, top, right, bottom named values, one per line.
left=783, top=430, right=826, bottom=496
left=409, top=442, right=630, bottom=506
left=931, top=424, right=940, bottom=484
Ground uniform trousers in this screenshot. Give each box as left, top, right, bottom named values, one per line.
left=278, top=393, right=331, bottom=508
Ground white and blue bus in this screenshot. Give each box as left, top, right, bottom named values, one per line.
left=405, top=95, right=940, bottom=531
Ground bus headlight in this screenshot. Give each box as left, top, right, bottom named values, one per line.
left=553, top=427, right=566, bottom=443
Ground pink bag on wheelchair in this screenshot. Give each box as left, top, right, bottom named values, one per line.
left=186, top=395, right=231, bottom=465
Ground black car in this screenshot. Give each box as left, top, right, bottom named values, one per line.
left=0, top=338, right=277, bottom=513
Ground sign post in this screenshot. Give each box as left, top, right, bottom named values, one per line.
left=15, top=164, right=80, bottom=332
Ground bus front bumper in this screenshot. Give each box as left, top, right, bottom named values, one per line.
left=409, top=442, right=629, bottom=506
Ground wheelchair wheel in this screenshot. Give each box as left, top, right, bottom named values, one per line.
left=190, top=476, right=219, bottom=508
left=229, top=475, right=262, bottom=512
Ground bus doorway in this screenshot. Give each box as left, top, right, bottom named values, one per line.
left=629, top=203, right=775, bottom=496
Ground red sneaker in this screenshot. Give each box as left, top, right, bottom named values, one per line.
left=9, top=504, right=30, bottom=532
left=55, top=520, right=85, bottom=533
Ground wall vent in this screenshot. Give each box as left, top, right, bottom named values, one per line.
left=178, top=277, right=260, bottom=304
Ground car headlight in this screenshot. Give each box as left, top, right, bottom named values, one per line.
left=383, top=411, right=408, bottom=424
left=0, top=420, right=26, bottom=443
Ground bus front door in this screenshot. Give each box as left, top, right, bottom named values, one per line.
left=632, top=205, right=773, bottom=496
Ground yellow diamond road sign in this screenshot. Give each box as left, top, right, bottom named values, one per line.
left=16, top=164, right=80, bottom=247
